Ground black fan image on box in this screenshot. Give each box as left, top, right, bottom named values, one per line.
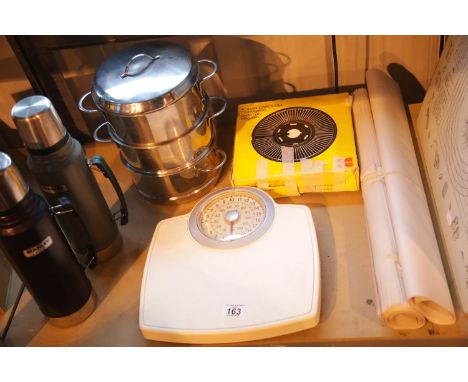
left=251, top=107, right=337, bottom=162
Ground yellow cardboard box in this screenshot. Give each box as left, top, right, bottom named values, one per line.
left=231, top=93, right=360, bottom=197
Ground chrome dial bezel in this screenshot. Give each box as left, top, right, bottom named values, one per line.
left=188, top=187, right=275, bottom=249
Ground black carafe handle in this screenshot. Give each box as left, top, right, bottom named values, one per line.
left=49, top=196, right=96, bottom=269
left=88, top=155, right=128, bottom=226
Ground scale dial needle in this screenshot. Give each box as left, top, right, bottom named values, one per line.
left=225, top=210, right=240, bottom=236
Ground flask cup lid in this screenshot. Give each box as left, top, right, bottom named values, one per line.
left=0, top=152, right=29, bottom=212
left=11, top=95, right=67, bottom=150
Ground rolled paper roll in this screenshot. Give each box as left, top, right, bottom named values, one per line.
left=365, top=69, right=455, bottom=326
left=353, top=88, right=426, bottom=330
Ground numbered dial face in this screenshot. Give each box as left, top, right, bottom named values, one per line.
left=189, top=187, right=275, bottom=249
left=198, top=192, right=265, bottom=241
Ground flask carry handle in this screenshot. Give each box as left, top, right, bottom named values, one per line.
left=49, top=196, right=96, bottom=269
left=88, top=155, right=129, bottom=226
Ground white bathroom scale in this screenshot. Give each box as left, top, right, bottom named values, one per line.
left=139, top=187, right=321, bottom=344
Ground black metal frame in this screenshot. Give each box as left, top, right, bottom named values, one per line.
left=6, top=36, right=163, bottom=143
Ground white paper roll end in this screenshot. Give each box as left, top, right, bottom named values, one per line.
left=382, top=305, right=426, bottom=331
left=411, top=296, right=457, bottom=326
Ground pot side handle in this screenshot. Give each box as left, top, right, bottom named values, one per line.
left=198, top=59, right=218, bottom=85
left=195, top=148, right=227, bottom=173
left=209, top=96, right=227, bottom=120
left=78, top=91, right=99, bottom=113
left=93, top=121, right=113, bottom=143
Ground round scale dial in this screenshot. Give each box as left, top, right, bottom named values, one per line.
left=189, top=187, right=275, bottom=249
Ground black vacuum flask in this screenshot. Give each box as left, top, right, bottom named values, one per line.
left=0, top=152, right=95, bottom=327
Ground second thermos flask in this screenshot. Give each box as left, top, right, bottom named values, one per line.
left=11, top=96, right=128, bottom=263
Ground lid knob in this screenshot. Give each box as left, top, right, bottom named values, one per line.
left=11, top=95, right=67, bottom=150
left=0, top=152, right=29, bottom=212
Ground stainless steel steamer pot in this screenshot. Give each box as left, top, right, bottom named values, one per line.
left=78, top=42, right=227, bottom=203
